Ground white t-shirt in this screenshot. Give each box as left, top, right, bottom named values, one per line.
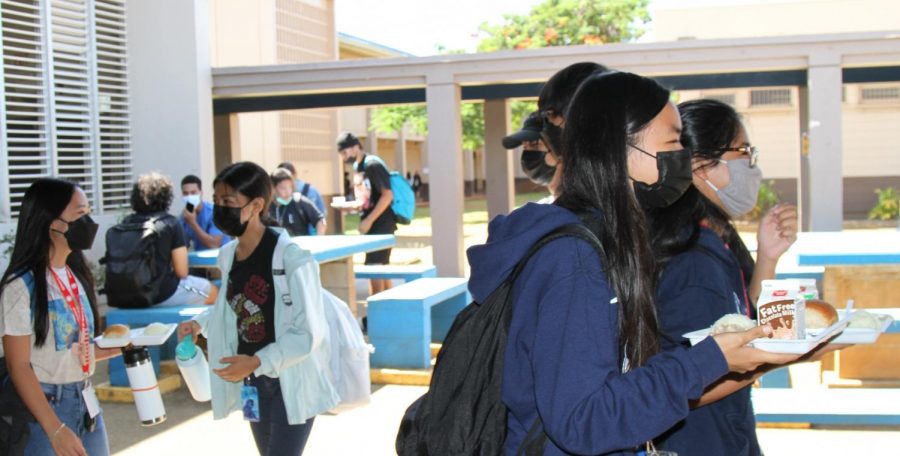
left=0, top=269, right=96, bottom=384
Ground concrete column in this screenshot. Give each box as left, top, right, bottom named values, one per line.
left=483, top=99, right=515, bottom=220
left=463, top=149, right=475, bottom=196
left=426, top=77, right=465, bottom=277
left=805, top=53, right=844, bottom=231
left=127, top=0, right=215, bottom=190
left=365, top=107, right=378, bottom=155
left=395, top=128, right=408, bottom=176
left=797, top=88, right=811, bottom=231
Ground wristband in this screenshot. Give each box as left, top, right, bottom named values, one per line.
left=52, top=422, right=66, bottom=441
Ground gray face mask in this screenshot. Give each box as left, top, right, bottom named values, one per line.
left=703, top=159, right=763, bottom=217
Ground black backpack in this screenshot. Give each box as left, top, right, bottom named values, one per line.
left=396, top=224, right=603, bottom=455
left=102, top=214, right=170, bottom=308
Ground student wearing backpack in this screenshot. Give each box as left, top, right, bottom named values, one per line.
left=336, top=132, right=397, bottom=294
left=646, top=99, right=807, bottom=455
left=465, top=72, right=801, bottom=455
left=276, top=161, right=326, bottom=214
left=108, top=173, right=217, bottom=308
left=177, top=162, right=338, bottom=455
left=270, top=169, right=326, bottom=237
left=1, top=179, right=122, bottom=456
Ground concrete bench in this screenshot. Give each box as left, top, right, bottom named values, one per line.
left=752, top=388, right=900, bottom=425
left=367, top=277, right=469, bottom=369
left=106, top=305, right=207, bottom=387
left=354, top=264, right=437, bottom=283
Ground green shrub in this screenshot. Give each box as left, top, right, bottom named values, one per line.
left=745, top=180, right=780, bottom=221
left=869, top=186, right=899, bottom=221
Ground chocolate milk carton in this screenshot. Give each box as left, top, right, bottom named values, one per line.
left=757, top=279, right=808, bottom=339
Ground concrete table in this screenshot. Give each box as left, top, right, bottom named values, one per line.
left=793, top=231, right=900, bottom=266
left=189, top=234, right=395, bottom=315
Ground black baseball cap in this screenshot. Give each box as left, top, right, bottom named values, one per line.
left=502, top=112, right=543, bottom=149
left=336, top=132, right=361, bottom=151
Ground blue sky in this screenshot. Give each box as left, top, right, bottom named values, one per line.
left=334, top=0, right=820, bottom=56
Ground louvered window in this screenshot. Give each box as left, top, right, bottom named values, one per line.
left=0, top=0, right=131, bottom=221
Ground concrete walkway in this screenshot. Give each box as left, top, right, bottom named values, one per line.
left=98, top=361, right=900, bottom=456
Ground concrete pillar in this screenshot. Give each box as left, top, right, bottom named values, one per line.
left=797, top=88, right=811, bottom=231
left=426, top=77, right=465, bottom=277
left=395, top=128, right=408, bottom=176
left=127, top=0, right=215, bottom=190
left=805, top=53, right=844, bottom=231
left=463, top=149, right=475, bottom=196
left=483, top=99, right=515, bottom=220
left=365, top=107, right=378, bottom=156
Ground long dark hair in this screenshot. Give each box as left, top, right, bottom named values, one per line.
left=213, top=162, right=277, bottom=226
left=0, top=179, right=99, bottom=347
left=647, top=99, right=755, bottom=282
left=538, top=61, right=609, bottom=116
left=555, top=71, right=670, bottom=367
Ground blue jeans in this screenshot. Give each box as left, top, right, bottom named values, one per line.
left=248, top=375, right=315, bottom=455
left=26, top=381, right=109, bottom=456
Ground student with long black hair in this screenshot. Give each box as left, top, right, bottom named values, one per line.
left=178, top=162, right=337, bottom=455
left=1, top=179, right=121, bottom=456
left=466, top=72, right=798, bottom=455
left=649, top=99, right=799, bottom=455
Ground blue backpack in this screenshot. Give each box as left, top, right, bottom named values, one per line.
left=363, top=155, right=416, bottom=225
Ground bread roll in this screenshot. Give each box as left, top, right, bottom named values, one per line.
left=848, top=310, right=886, bottom=330
left=710, top=313, right=755, bottom=335
left=804, top=300, right=838, bottom=329
left=103, top=323, right=130, bottom=339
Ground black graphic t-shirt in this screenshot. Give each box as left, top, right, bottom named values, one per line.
left=228, top=228, right=279, bottom=356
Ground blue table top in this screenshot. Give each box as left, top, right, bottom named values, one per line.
left=793, top=231, right=900, bottom=266
left=188, top=234, right=396, bottom=267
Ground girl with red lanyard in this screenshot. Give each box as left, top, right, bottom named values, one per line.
left=1, top=179, right=120, bottom=456
left=645, top=99, right=801, bottom=455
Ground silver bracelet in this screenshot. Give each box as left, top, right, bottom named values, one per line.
left=52, top=422, right=66, bottom=440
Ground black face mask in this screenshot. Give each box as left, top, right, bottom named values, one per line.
left=631, top=146, right=693, bottom=208
left=53, top=215, right=99, bottom=251
left=213, top=203, right=250, bottom=237
left=521, top=150, right=556, bottom=186
left=540, top=121, right=564, bottom=156
left=344, top=155, right=357, bottom=165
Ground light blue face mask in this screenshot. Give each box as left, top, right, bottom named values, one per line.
left=276, top=196, right=291, bottom=206
left=703, top=158, right=763, bottom=217
left=183, top=194, right=201, bottom=208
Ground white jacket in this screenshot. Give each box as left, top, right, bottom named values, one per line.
left=193, top=230, right=340, bottom=424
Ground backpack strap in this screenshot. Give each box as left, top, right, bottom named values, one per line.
left=507, top=223, right=604, bottom=286
left=301, top=182, right=311, bottom=197
left=271, top=230, right=293, bottom=307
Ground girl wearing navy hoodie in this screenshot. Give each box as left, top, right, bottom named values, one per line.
left=466, top=71, right=799, bottom=455
left=650, top=99, right=798, bottom=455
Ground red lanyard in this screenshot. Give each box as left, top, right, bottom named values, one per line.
left=50, top=267, right=90, bottom=377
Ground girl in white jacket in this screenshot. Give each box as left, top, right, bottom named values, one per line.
left=178, top=162, right=338, bottom=455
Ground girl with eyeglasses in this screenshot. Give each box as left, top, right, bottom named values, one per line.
left=647, top=99, right=808, bottom=455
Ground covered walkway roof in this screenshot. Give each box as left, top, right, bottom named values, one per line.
left=210, top=31, right=900, bottom=276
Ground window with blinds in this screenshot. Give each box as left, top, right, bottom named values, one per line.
left=0, top=0, right=131, bottom=221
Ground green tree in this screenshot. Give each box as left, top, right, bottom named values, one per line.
left=478, top=0, right=650, bottom=52
left=371, top=0, right=649, bottom=150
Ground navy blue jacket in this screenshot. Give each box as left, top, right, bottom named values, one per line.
left=467, top=203, right=729, bottom=456
left=654, top=227, right=761, bottom=456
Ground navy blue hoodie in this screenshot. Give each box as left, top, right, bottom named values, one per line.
left=654, top=227, right=761, bottom=456
left=467, top=203, right=729, bottom=455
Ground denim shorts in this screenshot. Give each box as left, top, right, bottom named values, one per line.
left=25, top=381, right=109, bottom=456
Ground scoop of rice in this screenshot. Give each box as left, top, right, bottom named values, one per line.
left=142, top=322, right=170, bottom=336
left=710, top=313, right=755, bottom=335
left=847, top=310, right=885, bottom=330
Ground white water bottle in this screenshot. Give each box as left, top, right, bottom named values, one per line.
left=123, top=347, right=167, bottom=426
left=176, top=337, right=211, bottom=402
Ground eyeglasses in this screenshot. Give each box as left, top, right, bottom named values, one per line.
left=719, top=145, right=759, bottom=168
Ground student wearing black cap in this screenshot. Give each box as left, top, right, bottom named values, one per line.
left=335, top=132, right=396, bottom=294
left=503, top=112, right=560, bottom=201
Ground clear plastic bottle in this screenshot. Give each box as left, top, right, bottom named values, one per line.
left=175, top=337, right=211, bottom=402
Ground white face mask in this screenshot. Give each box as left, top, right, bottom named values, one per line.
left=183, top=194, right=201, bottom=208
left=703, top=159, right=763, bottom=217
